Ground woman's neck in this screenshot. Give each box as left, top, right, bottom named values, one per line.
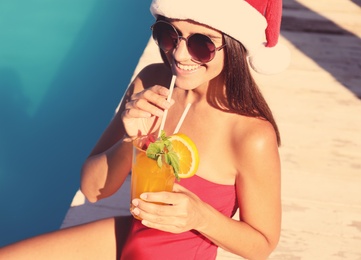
left=175, top=74, right=226, bottom=106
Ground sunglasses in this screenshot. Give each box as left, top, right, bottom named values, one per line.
left=151, top=20, right=226, bottom=64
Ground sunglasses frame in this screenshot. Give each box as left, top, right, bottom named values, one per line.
left=151, top=20, right=226, bottom=64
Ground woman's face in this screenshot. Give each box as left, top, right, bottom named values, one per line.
left=163, top=19, right=225, bottom=91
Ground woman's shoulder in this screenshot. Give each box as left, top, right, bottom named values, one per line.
left=230, top=115, right=278, bottom=154
left=228, top=115, right=280, bottom=178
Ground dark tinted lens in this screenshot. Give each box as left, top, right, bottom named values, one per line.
left=152, top=22, right=178, bottom=51
left=187, top=34, right=216, bottom=63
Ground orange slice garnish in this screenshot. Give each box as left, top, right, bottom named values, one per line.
left=169, top=133, right=199, bottom=178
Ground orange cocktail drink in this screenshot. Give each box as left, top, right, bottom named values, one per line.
left=130, top=135, right=175, bottom=218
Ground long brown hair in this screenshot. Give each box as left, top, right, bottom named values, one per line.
left=222, top=34, right=281, bottom=145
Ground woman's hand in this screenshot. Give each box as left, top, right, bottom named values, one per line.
left=131, top=183, right=205, bottom=233
left=121, top=85, right=174, bottom=138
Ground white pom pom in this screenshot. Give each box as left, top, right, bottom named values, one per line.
left=248, top=43, right=291, bottom=75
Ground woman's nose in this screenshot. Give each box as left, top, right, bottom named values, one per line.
left=173, top=37, right=192, bottom=62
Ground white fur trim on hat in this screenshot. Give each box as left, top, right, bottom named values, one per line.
left=248, top=42, right=291, bottom=75
left=150, top=0, right=290, bottom=74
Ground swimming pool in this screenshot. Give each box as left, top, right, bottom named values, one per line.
left=0, top=0, right=153, bottom=246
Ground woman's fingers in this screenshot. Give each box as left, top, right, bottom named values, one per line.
left=125, top=99, right=161, bottom=118
left=132, top=85, right=170, bottom=104
left=121, top=85, right=174, bottom=137
left=131, top=87, right=172, bottom=109
left=131, top=193, right=195, bottom=233
left=132, top=189, right=193, bottom=217
left=130, top=99, right=168, bottom=117
left=124, top=86, right=173, bottom=118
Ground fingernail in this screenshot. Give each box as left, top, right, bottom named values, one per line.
left=163, top=101, right=171, bottom=109
left=132, top=199, right=139, bottom=206
left=132, top=207, right=140, bottom=215
left=140, top=193, right=147, bottom=200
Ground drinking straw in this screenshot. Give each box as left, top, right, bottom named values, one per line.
left=158, top=75, right=176, bottom=137
left=173, top=103, right=191, bottom=134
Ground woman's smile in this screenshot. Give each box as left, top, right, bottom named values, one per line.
left=176, top=62, right=201, bottom=72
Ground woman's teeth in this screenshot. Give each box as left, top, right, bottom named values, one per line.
left=177, top=63, right=200, bottom=71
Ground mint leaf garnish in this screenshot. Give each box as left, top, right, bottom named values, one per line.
left=146, top=142, right=163, bottom=160
left=165, top=152, right=180, bottom=180
left=157, top=155, right=163, bottom=168
left=146, top=130, right=180, bottom=181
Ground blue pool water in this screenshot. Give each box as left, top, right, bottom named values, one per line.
left=0, top=0, right=153, bottom=246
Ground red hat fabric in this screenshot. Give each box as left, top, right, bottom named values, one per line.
left=150, top=0, right=290, bottom=74
left=246, top=0, right=282, bottom=47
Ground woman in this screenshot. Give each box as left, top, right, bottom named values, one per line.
left=0, top=0, right=289, bottom=259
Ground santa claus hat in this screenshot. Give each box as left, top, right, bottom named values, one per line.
left=150, top=0, right=290, bottom=74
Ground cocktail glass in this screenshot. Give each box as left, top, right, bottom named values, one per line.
left=130, top=135, right=175, bottom=219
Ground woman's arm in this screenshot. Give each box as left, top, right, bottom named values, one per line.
left=81, top=66, right=174, bottom=203
left=80, top=83, right=135, bottom=202
left=198, top=121, right=282, bottom=259
left=80, top=130, right=133, bottom=202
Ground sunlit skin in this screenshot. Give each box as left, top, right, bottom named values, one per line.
left=0, top=19, right=281, bottom=260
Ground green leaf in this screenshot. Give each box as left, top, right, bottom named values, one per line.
left=146, top=143, right=159, bottom=159
left=160, top=130, right=168, bottom=141
left=157, top=155, right=163, bottom=168
left=167, top=151, right=180, bottom=181
left=145, top=130, right=180, bottom=181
